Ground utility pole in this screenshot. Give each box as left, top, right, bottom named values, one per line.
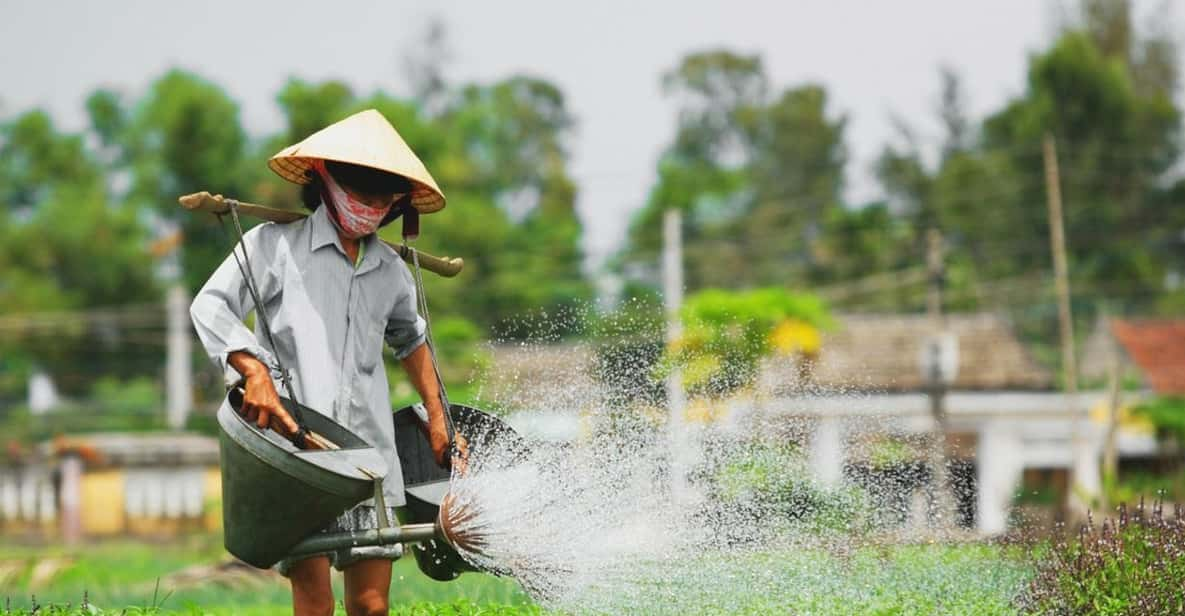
left=925, top=228, right=955, bottom=528
left=663, top=208, right=688, bottom=499
left=1043, top=132, right=1099, bottom=516
left=1101, top=309, right=1122, bottom=509
left=927, top=228, right=944, bottom=322
left=166, top=283, right=193, bottom=430
left=157, top=228, right=192, bottom=431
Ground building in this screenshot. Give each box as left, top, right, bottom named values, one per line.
left=0, top=432, right=221, bottom=542
left=485, top=312, right=1155, bottom=535
left=1082, top=318, right=1185, bottom=396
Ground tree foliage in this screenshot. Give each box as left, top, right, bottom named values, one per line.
left=621, top=50, right=849, bottom=291
left=874, top=1, right=1183, bottom=321
left=0, top=31, right=591, bottom=397
left=0, top=110, right=159, bottom=394
left=661, top=287, right=833, bottom=396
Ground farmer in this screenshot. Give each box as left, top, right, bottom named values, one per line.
left=190, top=109, right=466, bottom=616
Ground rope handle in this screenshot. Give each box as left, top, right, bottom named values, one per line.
left=408, top=246, right=460, bottom=467
left=219, top=200, right=310, bottom=445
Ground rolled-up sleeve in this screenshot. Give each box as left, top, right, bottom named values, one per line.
left=384, top=263, right=427, bottom=360
left=189, top=224, right=282, bottom=385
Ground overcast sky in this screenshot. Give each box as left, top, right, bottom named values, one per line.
left=2, top=1, right=1180, bottom=269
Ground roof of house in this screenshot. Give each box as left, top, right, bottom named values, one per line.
left=43, top=432, right=220, bottom=467
left=484, top=313, right=1052, bottom=404
left=763, top=313, right=1053, bottom=393
left=1111, top=319, right=1185, bottom=395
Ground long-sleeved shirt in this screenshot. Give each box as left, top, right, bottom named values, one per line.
left=190, top=203, right=427, bottom=506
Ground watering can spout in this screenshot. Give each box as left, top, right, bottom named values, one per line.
left=285, top=521, right=446, bottom=560
left=437, top=490, right=485, bottom=555
left=285, top=492, right=479, bottom=558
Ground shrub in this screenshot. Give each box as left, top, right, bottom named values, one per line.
left=1021, top=500, right=1185, bottom=615
left=660, top=287, right=833, bottom=396
left=705, top=441, right=867, bottom=541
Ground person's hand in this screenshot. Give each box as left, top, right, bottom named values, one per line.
left=241, top=372, right=300, bottom=436
left=452, top=434, right=470, bottom=475
left=429, top=427, right=470, bottom=474
left=230, top=352, right=300, bottom=437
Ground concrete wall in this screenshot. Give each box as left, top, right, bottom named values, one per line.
left=0, top=463, right=222, bottom=539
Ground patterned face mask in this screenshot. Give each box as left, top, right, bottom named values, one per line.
left=311, top=159, right=395, bottom=239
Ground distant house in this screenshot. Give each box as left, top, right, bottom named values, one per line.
left=761, top=312, right=1053, bottom=393
left=0, top=432, right=221, bottom=542
left=1082, top=318, right=1185, bottom=396
left=483, top=312, right=1148, bottom=535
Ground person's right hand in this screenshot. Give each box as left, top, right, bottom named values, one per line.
left=230, top=352, right=300, bottom=436
left=241, top=372, right=300, bottom=436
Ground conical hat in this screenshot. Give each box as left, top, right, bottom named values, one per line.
left=269, top=109, right=445, bottom=213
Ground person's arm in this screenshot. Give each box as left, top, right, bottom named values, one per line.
left=190, top=224, right=298, bottom=435
left=400, top=343, right=467, bottom=467
left=386, top=263, right=468, bottom=470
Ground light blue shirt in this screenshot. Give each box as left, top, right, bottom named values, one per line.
left=190, top=204, right=427, bottom=505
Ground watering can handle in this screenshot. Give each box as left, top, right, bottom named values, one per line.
left=228, top=385, right=339, bottom=451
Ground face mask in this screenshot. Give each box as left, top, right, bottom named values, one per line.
left=311, top=159, right=393, bottom=239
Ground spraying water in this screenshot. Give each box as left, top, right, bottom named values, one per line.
left=440, top=310, right=1030, bottom=614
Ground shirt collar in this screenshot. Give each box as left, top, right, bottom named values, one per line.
left=310, top=203, right=343, bottom=253
left=309, top=202, right=382, bottom=274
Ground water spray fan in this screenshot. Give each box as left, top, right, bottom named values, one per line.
left=393, top=402, right=528, bottom=580
left=182, top=192, right=523, bottom=577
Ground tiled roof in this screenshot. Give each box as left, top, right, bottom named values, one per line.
left=486, top=312, right=1052, bottom=401
left=1111, top=319, right=1185, bottom=395
left=42, top=432, right=219, bottom=467
left=762, top=313, right=1053, bottom=392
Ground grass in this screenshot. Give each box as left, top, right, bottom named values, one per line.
left=0, top=536, right=532, bottom=615
left=1, top=537, right=1032, bottom=615
left=561, top=542, right=1032, bottom=616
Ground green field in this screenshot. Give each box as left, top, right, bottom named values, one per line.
left=0, top=537, right=534, bottom=615
left=1, top=538, right=1032, bottom=615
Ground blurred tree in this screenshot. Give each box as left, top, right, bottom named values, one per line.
left=620, top=50, right=848, bottom=293
left=277, top=78, right=356, bottom=145
left=1081, top=0, right=1178, bottom=98
left=741, top=84, right=847, bottom=285
left=0, top=110, right=102, bottom=212
left=93, top=70, right=254, bottom=293
left=621, top=51, right=764, bottom=290
left=0, top=110, right=158, bottom=395
left=410, top=75, right=590, bottom=336
left=982, top=29, right=1179, bottom=306
left=660, top=287, right=832, bottom=397
left=813, top=203, right=914, bottom=288
left=402, top=17, right=454, bottom=114
left=873, top=1, right=1182, bottom=319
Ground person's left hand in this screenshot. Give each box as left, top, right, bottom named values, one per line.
left=451, top=433, right=470, bottom=475
left=429, top=427, right=470, bottom=474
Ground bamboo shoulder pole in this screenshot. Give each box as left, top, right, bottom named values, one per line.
left=179, top=191, right=464, bottom=278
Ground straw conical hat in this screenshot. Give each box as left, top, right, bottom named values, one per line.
left=269, top=109, right=445, bottom=213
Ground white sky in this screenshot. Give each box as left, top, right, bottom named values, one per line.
left=2, top=1, right=1180, bottom=270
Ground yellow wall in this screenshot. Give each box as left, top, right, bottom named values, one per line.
left=76, top=466, right=223, bottom=536
left=80, top=470, right=125, bottom=536
left=204, top=468, right=222, bottom=531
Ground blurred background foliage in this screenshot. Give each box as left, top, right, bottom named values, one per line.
left=660, top=288, right=833, bottom=397
left=617, top=0, right=1185, bottom=326
left=1, top=0, right=1183, bottom=415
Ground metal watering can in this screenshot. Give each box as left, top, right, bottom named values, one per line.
left=392, top=402, right=529, bottom=581
left=217, top=388, right=524, bottom=580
